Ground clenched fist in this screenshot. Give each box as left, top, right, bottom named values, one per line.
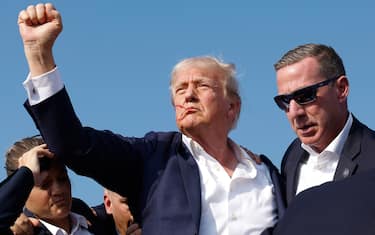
left=18, top=3, right=63, bottom=76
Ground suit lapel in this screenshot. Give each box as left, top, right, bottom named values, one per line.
left=174, top=134, right=201, bottom=234
left=286, top=144, right=307, bottom=204
left=260, top=155, right=286, bottom=218
left=334, top=117, right=362, bottom=180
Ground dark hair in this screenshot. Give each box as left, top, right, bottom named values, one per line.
left=274, top=43, right=346, bottom=79
left=5, top=135, right=44, bottom=176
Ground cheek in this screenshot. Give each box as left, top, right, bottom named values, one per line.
left=202, top=94, right=219, bottom=110
left=64, top=182, right=72, bottom=195
left=26, top=189, right=49, bottom=211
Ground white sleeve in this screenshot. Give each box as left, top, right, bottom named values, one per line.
left=22, top=67, right=64, bottom=106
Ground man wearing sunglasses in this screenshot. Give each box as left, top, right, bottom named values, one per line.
left=273, top=43, right=375, bottom=204
left=267, top=43, right=375, bottom=234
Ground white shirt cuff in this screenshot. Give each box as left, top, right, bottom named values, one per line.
left=23, top=67, right=64, bottom=106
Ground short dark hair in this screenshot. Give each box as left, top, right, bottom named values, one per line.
left=274, top=43, right=346, bottom=79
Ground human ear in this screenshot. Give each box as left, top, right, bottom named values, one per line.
left=336, top=76, right=349, bottom=102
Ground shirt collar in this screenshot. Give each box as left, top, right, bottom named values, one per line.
left=182, top=134, right=257, bottom=179
left=40, top=212, right=89, bottom=235
left=302, top=113, right=353, bottom=158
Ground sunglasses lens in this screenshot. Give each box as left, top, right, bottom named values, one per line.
left=274, top=96, right=289, bottom=111
left=294, top=87, right=316, bottom=105
left=274, top=76, right=338, bottom=111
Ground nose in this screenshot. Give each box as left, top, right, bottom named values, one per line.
left=287, top=99, right=305, bottom=116
left=184, top=84, right=198, bottom=103
left=49, top=181, right=61, bottom=194
left=49, top=179, right=68, bottom=196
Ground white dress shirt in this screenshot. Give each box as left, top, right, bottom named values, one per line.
left=40, top=212, right=93, bottom=235
left=296, top=114, right=353, bottom=195
left=183, top=135, right=277, bottom=235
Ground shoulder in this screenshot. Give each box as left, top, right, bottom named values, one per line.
left=351, top=115, right=375, bottom=137
left=142, top=131, right=182, bottom=150
left=144, top=131, right=181, bottom=140
left=71, top=198, right=96, bottom=223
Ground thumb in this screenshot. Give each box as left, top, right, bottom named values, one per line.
left=28, top=217, right=41, bottom=227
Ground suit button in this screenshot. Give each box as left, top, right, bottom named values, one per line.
left=342, top=168, right=350, bottom=178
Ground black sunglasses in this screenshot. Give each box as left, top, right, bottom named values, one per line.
left=274, top=76, right=341, bottom=111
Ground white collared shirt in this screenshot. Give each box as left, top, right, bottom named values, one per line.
left=40, top=212, right=93, bottom=235
left=183, top=135, right=277, bottom=235
left=296, top=114, right=353, bottom=195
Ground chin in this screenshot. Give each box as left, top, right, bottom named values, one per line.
left=54, top=206, right=70, bottom=216
left=299, top=135, right=319, bottom=146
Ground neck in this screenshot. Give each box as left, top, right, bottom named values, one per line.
left=188, top=132, right=238, bottom=177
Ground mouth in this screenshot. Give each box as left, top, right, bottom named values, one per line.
left=296, top=123, right=315, bottom=135
left=176, top=105, right=199, bottom=121
left=52, top=197, right=68, bottom=207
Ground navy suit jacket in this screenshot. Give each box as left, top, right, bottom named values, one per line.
left=25, top=88, right=285, bottom=235
left=272, top=169, right=375, bottom=235
left=92, top=204, right=118, bottom=235
left=281, top=116, right=375, bottom=205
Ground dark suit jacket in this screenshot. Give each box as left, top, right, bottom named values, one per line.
left=92, top=204, right=118, bottom=235
left=281, top=116, right=375, bottom=205
left=272, top=169, right=375, bottom=235
left=0, top=167, right=107, bottom=235
left=25, top=88, right=286, bottom=235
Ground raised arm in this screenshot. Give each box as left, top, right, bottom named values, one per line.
left=18, top=3, right=62, bottom=76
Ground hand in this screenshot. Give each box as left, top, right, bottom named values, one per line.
left=10, top=213, right=40, bottom=235
left=18, top=144, right=54, bottom=186
left=18, top=3, right=62, bottom=76
left=126, top=223, right=142, bottom=235
left=18, top=3, right=62, bottom=50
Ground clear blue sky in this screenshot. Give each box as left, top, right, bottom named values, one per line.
left=2, top=0, right=375, bottom=206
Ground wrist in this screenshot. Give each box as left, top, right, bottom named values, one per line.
left=24, top=41, right=55, bottom=76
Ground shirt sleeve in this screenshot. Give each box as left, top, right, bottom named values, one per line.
left=22, top=67, right=64, bottom=106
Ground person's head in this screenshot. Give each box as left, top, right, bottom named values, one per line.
left=5, top=136, right=72, bottom=224
left=104, top=189, right=133, bottom=235
left=170, top=56, right=241, bottom=138
left=273, top=43, right=349, bottom=152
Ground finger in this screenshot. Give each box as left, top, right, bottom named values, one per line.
left=253, top=155, right=262, bottom=164
left=36, top=148, right=54, bottom=158
left=10, top=224, right=18, bottom=234
left=40, top=143, right=48, bottom=148
left=28, top=217, right=41, bottom=227
left=26, top=144, right=53, bottom=159
left=26, top=5, right=38, bottom=25
left=90, top=207, right=98, bottom=216
left=18, top=10, right=33, bottom=26
left=11, top=214, right=33, bottom=235
left=45, top=2, right=56, bottom=11
left=126, top=223, right=140, bottom=234
left=45, top=3, right=61, bottom=22
left=12, top=223, right=32, bottom=235
left=35, top=3, right=46, bottom=24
